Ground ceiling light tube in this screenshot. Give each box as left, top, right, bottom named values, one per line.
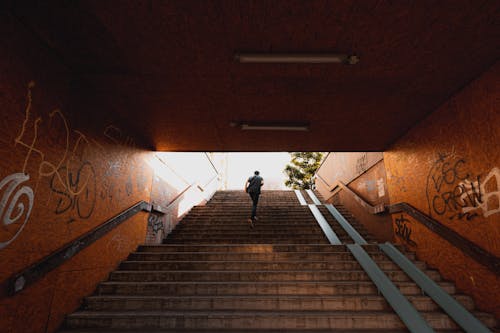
left=235, top=122, right=309, bottom=131
left=235, top=53, right=359, bottom=64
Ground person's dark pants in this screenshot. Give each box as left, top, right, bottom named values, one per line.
left=249, top=191, right=260, bottom=220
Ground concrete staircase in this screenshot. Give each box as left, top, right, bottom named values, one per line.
left=59, top=190, right=497, bottom=332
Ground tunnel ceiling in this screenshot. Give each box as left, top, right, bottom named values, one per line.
left=8, top=1, right=499, bottom=151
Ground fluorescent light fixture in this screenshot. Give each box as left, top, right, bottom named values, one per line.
left=231, top=122, right=309, bottom=131
left=235, top=53, right=359, bottom=64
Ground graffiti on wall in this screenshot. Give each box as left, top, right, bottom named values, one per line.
left=460, top=167, right=500, bottom=218
left=426, top=152, right=499, bottom=221
left=356, top=153, right=368, bottom=175
left=1, top=80, right=149, bottom=250
left=148, top=213, right=164, bottom=235
left=394, top=214, right=417, bottom=247
left=0, top=173, right=34, bottom=249
left=13, top=82, right=98, bottom=224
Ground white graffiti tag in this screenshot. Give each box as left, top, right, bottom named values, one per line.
left=460, top=167, right=500, bottom=218
left=0, top=173, right=34, bottom=249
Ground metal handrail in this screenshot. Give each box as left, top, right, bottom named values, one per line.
left=304, top=193, right=434, bottom=332
left=204, top=152, right=220, bottom=175
left=293, top=190, right=308, bottom=205
left=379, top=242, right=492, bottom=333
left=388, top=203, right=500, bottom=275
left=2, top=201, right=153, bottom=296
left=324, top=204, right=368, bottom=245
left=314, top=194, right=491, bottom=332
left=320, top=180, right=500, bottom=275
left=201, top=172, right=219, bottom=190
left=307, top=204, right=342, bottom=245
left=305, top=189, right=321, bottom=205
left=347, top=243, right=434, bottom=333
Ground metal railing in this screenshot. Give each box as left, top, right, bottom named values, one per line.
left=304, top=197, right=434, bottom=332
left=317, top=179, right=499, bottom=275
left=306, top=193, right=492, bottom=332
left=2, top=201, right=153, bottom=296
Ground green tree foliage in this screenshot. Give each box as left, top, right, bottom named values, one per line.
left=284, top=152, right=324, bottom=189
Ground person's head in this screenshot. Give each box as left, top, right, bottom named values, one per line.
left=254, top=170, right=260, bottom=175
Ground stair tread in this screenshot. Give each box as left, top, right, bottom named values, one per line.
left=58, top=190, right=496, bottom=332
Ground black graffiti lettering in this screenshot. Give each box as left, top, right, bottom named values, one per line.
left=356, top=153, right=368, bottom=175
left=462, top=212, right=478, bottom=220
left=148, top=214, right=164, bottom=235
left=463, top=175, right=482, bottom=207
left=454, top=159, right=469, bottom=181
left=426, top=154, right=482, bottom=220
left=431, top=159, right=469, bottom=193
left=49, top=162, right=96, bottom=221
left=50, top=172, right=73, bottom=214
left=432, top=195, right=446, bottom=216
left=431, top=175, right=483, bottom=219
left=395, top=215, right=417, bottom=246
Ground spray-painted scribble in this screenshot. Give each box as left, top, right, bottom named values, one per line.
left=13, top=82, right=98, bottom=223
left=148, top=213, right=164, bottom=235
left=356, top=153, right=368, bottom=175
left=426, top=152, right=499, bottom=221
left=49, top=162, right=96, bottom=223
left=460, top=167, right=500, bottom=218
left=394, top=214, right=416, bottom=247
left=0, top=173, right=34, bottom=249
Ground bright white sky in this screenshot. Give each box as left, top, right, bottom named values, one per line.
left=223, top=153, right=290, bottom=190
left=155, top=152, right=292, bottom=191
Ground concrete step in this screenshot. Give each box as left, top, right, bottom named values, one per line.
left=139, top=244, right=403, bottom=253
left=65, top=310, right=496, bottom=330
left=83, top=294, right=474, bottom=312
left=176, top=223, right=322, bottom=229
left=166, top=239, right=378, bottom=245
left=142, top=243, right=403, bottom=253
left=169, top=230, right=326, bottom=236
left=164, top=235, right=330, bottom=240
left=119, top=260, right=427, bottom=271
left=107, top=270, right=441, bottom=283
left=97, top=281, right=456, bottom=296
left=165, top=239, right=331, bottom=244
left=58, top=191, right=497, bottom=332
left=58, top=329, right=463, bottom=333
left=181, top=216, right=318, bottom=220
left=128, top=251, right=417, bottom=262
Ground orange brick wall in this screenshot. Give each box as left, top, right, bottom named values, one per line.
left=0, top=14, right=198, bottom=333
left=384, top=62, right=500, bottom=317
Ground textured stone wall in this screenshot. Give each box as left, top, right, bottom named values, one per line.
left=384, top=62, right=500, bottom=317
left=0, top=13, right=214, bottom=333
left=316, top=154, right=394, bottom=242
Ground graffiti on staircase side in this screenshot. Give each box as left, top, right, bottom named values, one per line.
left=0, top=173, right=34, bottom=249
left=147, top=213, right=166, bottom=243
left=426, top=152, right=499, bottom=221
left=102, top=124, right=149, bottom=201
left=394, top=214, right=417, bottom=247
left=1, top=81, right=150, bottom=249
left=13, top=82, right=98, bottom=224
left=48, top=161, right=96, bottom=223
left=459, top=167, right=500, bottom=218
left=148, top=213, right=164, bottom=235
left=355, top=153, right=368, bottom=175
